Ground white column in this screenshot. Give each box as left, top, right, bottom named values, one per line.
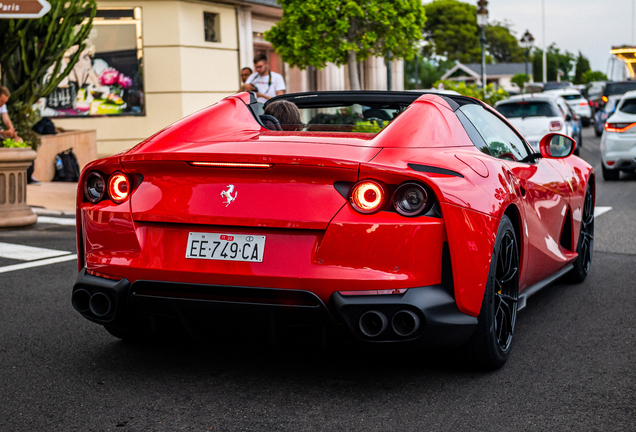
left=317, top=64, right=345, bottom=91
left=286, top=66, right=309, bottom=93
left=237, top=7, right=253, bottom=69
left=391, top=60, right=404, bottom=91
left=364, top=57, right=387, bottom=90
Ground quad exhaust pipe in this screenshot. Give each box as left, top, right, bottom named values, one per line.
left=358, top=309, right=421, bottom=338
left=391, top=310, right=420, bottom=337
left=72, top=290, right=114, bottom=318
left=359, top=311, right=388, bottom=338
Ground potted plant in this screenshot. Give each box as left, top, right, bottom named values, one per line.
left=0, top=138, right=37, bottom=227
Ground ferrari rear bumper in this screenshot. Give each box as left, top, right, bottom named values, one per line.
left=72, top=269, right=477, bottom=348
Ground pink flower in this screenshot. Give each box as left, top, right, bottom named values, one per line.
left=99, top=68, right=119, bottom=86
left=118, top=74, right=133, bottom=89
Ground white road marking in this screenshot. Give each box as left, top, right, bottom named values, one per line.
left=594, top=206, right=612, bottom=218
left=0, top=242, right=71, bottom=261
left=0, top=254, right=77, bottom=274
left=37, top=216, right=76, bottom=226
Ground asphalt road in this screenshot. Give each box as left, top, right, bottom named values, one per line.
left=0, top=126, right=634, bottom=431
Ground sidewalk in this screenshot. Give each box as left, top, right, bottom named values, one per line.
left=27, top=182, right=77, bottom=216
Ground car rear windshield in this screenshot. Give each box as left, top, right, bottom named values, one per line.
left=496, top=101, right=560, bottom=118
left=619, top=98, right=636, bottom=114
left=561, top=94, right=582, bottom=101
left=543, top=82, right=572, bottom=91
left=604, top=82, right=636, bottom=96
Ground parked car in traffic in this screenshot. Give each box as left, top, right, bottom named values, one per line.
left=594, top=81, right=636, bottom=136
left=600, top=89, right=636, bottom=180
left=586, top=81, right=606, bottom=114
left=495, top=93, right=581, bottom=155
left=544, top=89, right=593, bottom=126
left=543, top=81, right=573, bottom=91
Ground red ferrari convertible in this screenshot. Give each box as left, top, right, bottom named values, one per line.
left=72, top=91, right=594, bottom=369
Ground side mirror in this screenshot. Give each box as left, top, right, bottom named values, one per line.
left=565, top=114, right=572, bottom=122
left=539, top=133, right=576, bottom=158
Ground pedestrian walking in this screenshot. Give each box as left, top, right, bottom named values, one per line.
left=240, top=67, right=253, bottom=84
left=239, top=53, right=286, bottom=103
left=0, top=86, right=23, bottom=143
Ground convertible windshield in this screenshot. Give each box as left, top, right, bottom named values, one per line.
left=496, top=101, right=560, bottom=118
left=297, top=104, right=401, bottom=133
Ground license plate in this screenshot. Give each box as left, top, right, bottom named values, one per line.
left=186, top=232, right=265, bottom=262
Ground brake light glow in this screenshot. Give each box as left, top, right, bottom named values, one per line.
left=550, top=121, right=563, bottom=131
left=86, top=269, right=122, bottom=281
left=606, top=161, right=615, bottom=166
left=108, top=173, right=129, bottom=203
left=188, top=162, right=273, bottom=168
left=339, top=289, right=408, bottom=296
left=579, top=102, right=588, bottom=106
left=605, top=122, right=636, bottom=133
left=350, top=180, right=386, bottom=214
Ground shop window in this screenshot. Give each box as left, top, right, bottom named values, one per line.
left=37, top=7, right=145, bottom=117
left=204, top=12, right=220, bottom=42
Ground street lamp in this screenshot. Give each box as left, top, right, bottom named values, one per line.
left=476, top=0, right=488, bottom=99
left=520, top=30, right=535, bottom=79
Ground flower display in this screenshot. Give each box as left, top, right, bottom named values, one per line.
left=117, top=74, right=133, bottom=89
left=99, top=67, right=120, bottom=86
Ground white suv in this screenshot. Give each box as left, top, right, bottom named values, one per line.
left=544, top=89, right=593, bottom=126
left=600, top=90, right=636, bottom=180
left=495, top=93, right=580, bottom=155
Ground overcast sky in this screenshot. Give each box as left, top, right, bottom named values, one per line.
left=430, top=0, right=635, bottom=79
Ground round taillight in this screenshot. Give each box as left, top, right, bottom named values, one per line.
left=392, top=183, right=429, bottom=216
left=108, top=173, right=129, bottom=203
left=350, top=180, right=386, bottom=214
left=84, top=172, right=105, bottom=203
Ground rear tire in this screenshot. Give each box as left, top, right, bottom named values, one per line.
left=602, top=164, right=620, bottom=181
left=463, top=215, right=519, bottom=370
left=567, top=185, right=594, bottom=283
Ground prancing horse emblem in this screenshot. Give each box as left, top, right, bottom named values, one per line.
left=221, top=184, right=237, bottom=207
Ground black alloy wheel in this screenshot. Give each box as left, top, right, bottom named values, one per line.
left=567, top=185, right=594, bottom=283
left=463, top=215, right=519, bottom=370
left=493, top=230, right=519, bottom=352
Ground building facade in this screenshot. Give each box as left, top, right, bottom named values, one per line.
left=51, top=0, right=403, bottom=158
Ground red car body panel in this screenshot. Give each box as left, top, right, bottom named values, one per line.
left=74, top=92, right=594, bottom=329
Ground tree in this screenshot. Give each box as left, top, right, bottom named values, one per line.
left=423, top=1, right=524, bottom=65
left=573, top=52, right=591, bottom=84
left=422, top=0, right=480, bottom=63
left=265, top=0, right=426, bottom=90
left=0, top=0, right=96, bottom=107
left=433, top=80, right=509, bottom=106
left=581, top=70, right=608, bottom=84
left=404, top=57, right=454, bottom=89
left=532, top=45, right=575, bottom=81
left=485, top=21, right=525, bottom=63
left=511, top=73, right=530, bottom=90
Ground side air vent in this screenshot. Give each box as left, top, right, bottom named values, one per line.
left=560, top=209, right=573, bottom=251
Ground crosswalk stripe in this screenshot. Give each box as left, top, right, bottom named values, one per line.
left=0, top=254, right=77, bottom=274
left=594, top=206, right=612, bottom=218
left=37, top=216, right=76, bottom=226
left=0, top=242, right=71, bottom=261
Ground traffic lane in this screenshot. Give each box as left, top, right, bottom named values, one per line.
left=577, top=126, right=636, bottom=255
left=0, top=253, right=634, bottom=431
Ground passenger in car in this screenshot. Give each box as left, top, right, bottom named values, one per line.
left=264, top=100, right=302, bottom=131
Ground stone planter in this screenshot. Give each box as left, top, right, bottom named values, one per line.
left=0, top=147, right=38, bottom=228
left=33, top=130, right=97, bottom=182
